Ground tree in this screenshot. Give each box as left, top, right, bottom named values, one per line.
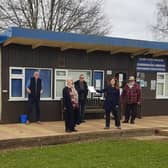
left=153, top=0, right=168, bottom=41
left=0, top=0, right=110, bottom=36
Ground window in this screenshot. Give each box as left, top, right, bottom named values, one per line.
left=9, top=67, right=52, bottom=101
left=55, top=69, right=92, bottom=99
left=93, top=70, right=104, bottom=98
left=9, top=68, right=25, bottom=100
left=55, top=69, right=68, bottom=99
left=156, top=73, right=168, bottom=99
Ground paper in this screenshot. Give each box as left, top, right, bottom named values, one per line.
left=119, top=74, right=123, bottom=82
left=107, top=70, right=112, bottom=75
left=95, top=80, right=101, bottom=88
left=150, top=80, right=156, bottom=90
left=88, top=86, right=97, bottom=93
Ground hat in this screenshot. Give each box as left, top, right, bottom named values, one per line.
left=129, top=76, right=135, bottom=81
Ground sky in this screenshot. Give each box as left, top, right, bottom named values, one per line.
left=103, top=0, right=159, bottom=41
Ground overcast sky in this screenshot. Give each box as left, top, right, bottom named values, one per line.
left=103, top=0, right=159, bottom=41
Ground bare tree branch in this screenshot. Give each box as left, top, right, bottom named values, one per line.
left=152, top=0, right=168, bottom=41
left=0, top=0, right=111, bottom=35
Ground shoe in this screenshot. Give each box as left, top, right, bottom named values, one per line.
left=72, top=129, right=78, bottom=132
left=130, top=121, right=135, bottom=124
left=26, top=120, right=30, bottom=124
left=36, top=121, right=41, bottom=124
left=122, top=120, right=128, bottom=123
left=66, top=130, right=72, bottom=133
left=81, top=120, right=86, bottom=123
left=116, top=126, right=121, bottom=129
left=104, top=127, right=110, bottom=129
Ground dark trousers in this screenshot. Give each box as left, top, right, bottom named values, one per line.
left=105, top=106, right=120, bottom=128
left=125, top=103, right=137, bottom=122
left=64, top=109, right=75, bottom=131
left=79, top=101, right=86, bottom=122
left=28, top=98, right=40, bottom=122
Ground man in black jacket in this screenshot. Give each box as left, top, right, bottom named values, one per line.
left=74, top=74, right=88, bottom=123
left=26, top=71, right=43, bottom=124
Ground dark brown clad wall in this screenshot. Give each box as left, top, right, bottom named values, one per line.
left=1, top=44, right=130, bottom=123
left=1, top=44, right=168, bottom=123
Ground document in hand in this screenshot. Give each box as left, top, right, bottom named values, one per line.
left=88, top=86, right=97, bottom=93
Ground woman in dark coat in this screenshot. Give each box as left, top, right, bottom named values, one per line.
left=97, top=77, right=121, bottom=129
left=63, top=78, right=79, bottom=132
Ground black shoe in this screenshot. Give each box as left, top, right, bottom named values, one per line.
left=72, top=129, right=78, bottom=132
left=116, top=126, right=121, bottom=129
left=65, top=130, right=72, bottom=133
left=104, top=127, right=110, bottom=129
left=122, top=120, right=128, bottom=123
left=130, top=120, right=135, bottom=124
left=81, top=120, right=86, bottom=123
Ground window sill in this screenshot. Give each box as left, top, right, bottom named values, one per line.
left=8, top=98, right=53, bottom=101
left=156, top=97, right=168, bottom=99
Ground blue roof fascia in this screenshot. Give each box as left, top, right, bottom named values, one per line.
left=2, top=27, right=168, bottom=51
left=0, top=27, right=13, bottom=44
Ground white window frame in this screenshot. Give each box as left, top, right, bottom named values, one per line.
left=156, top=72, right=168, bottom=99
left=93, top=70, right=104, bottom=99
left=54, top=69, right=68, bottom=100
left=9, top=67, right=53, bottom=101
left=9, top=67, right=25, bottom=101
left=54, top=69, right=92, bottom=100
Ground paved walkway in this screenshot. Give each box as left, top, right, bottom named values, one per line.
left=0, top=116, right=168, bottom=141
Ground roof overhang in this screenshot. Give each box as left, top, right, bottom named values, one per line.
left=1, top=27, right=168, bottom=57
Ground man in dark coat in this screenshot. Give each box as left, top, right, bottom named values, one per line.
left=74, top=74, right=88, bottom=123
left=26, top=71, right=43, bottom=124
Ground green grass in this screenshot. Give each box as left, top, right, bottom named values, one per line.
left=0, top=140, right=168, bottom=168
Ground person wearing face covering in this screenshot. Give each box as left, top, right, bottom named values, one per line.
left=63, top=78, right=79, bottom=132
left=122, top=76, right=141, bottom=124
left=96, top=77, right=121, bottom=129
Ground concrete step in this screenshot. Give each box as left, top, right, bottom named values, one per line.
left=0, top=128, right=156, bottom=150
left=156, top=129, right=168, bottom=136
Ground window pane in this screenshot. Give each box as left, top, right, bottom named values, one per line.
left=56, top=80, right=66, bottom=97
left=165, top=74, right=168, bottom=96
left=25, top=69, right=37, bottom=98
left=40, top=70, right=52, bottom=98
left=11, top=79, right=22, bottom=97
left=11, top=69, right=23, bottom=74
left=157, top=83, right=164, bottom=96
left=157, top=74, right=164, bottom=80
left=68, top=71, right=92, bottom=86
left=25, top=69, right=52, bottom=98
left=56, top=71, right=66, bottom=76
left=93, top=71, right=104, bottom=97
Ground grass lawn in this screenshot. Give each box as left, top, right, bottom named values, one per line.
left=0, top=140, right=168, bottom=168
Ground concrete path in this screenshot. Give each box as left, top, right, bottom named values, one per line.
left=0, top=116, right=168, bottom=141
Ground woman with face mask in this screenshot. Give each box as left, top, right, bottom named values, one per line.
left=63, top=78, right=79, bottom=132
left=97, top=77, right=121, bottom=129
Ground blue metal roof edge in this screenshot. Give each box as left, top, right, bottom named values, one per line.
left=1, top=27, right=168, bottom=51
left=0, top=27, right=13, bottom=44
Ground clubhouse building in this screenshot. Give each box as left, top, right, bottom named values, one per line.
left=0, top=27, right=168, bottom=123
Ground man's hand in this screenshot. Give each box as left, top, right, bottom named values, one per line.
left=137, top=102, right=141, bottom=105
left=40, top=90, right=43, bottom=94
left=27, top=88, right=31, bottom=94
